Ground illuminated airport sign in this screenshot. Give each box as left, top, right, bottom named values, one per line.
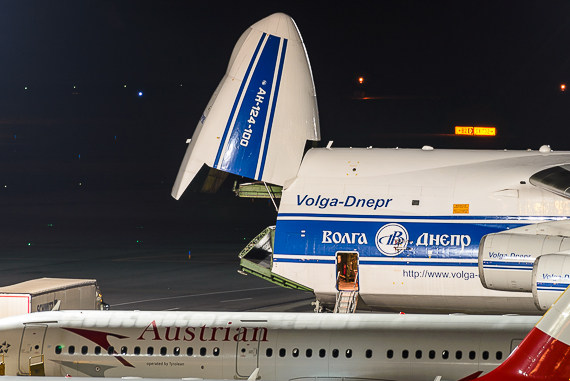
left=455, top=126, right=496, bottom=136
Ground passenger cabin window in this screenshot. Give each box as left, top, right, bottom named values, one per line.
left=332, top=349, right=339, bottom=358
left=187, top=347, right=193, bottom=356
left=81, top=346, right=88, bottom=355
left=345, top=349, right=352, bottom=358
left=95, top=346, right=101, bottom=355
left=200, top=347, right=206, bottom=356
left=266, top=348, right=273, bottom=357
left=455, top=351, right=462, bottom=360
left=415, top=350, right=422, bottom=359
left=482, top=351, right=489, bottom=360
left=469, top=350, right=476, bottom=360
left=496, top=351, right=503, bottom=360
left=108, top=346, right=114, bottom=355
left=319, top=349, right=326, bottom=358
left=147, top=347, right=154, bottom=355
left=134, top=347, right=141, bottom=355
left=402, top=350, right=409, bottom=359
left=213, top=347, right=220, bottom=357
left=387, top=349, right=394, bottom=359
left=442, top=350, right=449, bottom=359
left=68, top=346, right=75, bottom=355
left=279, top=348, right=286, bottom=357
left=365, top=349, right=373, bottom=359
left=428, top=350, right=435, bottom=359
left=121, top=346, right=128, bottom=355
left=160, top=347, right=167, bottom=356
left=174, top=347, right=180, bottom=356
left=306, top=349, right=312, bottom=358
left=55, top=345, right=62, bottom=355
left=292, top=348, right=299, bottom=358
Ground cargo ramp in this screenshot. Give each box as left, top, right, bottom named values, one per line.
left=238, top=226, right=312, bottom=292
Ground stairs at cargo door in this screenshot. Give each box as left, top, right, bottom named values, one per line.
left=334, top=290, right=358, bottom=313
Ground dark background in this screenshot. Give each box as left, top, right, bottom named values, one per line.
left=0, top=1, right=569, bottom=258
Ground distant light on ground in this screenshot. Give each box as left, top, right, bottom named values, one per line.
left=358, top=76, right=364, bottom=84
left=455, top=126, right=496, bottom=136
left=138, top=91, right=143, bottom=97
left=561, top=83, right=566, bottom=92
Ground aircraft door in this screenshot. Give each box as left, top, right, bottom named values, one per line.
left=236, top=329, right=260, bottom=378
left=336, top=252, right=359, bottom=291
left=18, top=324, right=47, bottom=375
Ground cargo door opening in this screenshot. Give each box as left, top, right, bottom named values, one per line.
left=336, top=252, right=359, bottom=291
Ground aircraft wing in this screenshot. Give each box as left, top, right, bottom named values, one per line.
left=530, top=164, right=570, bottom=199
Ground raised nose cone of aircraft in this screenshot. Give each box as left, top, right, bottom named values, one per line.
left=250, top=13, right=302, bottom=42
left=171, top=12, right=319, bottom=200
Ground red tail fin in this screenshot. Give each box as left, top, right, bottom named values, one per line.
left=475, top=286, right=570, bottom=380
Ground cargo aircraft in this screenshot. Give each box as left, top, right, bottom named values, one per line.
left=4, top=285, right=570, bottom=380
left=171, top=13, right=570, bottom=314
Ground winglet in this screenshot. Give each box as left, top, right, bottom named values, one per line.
left=172, top=12, right=320, bottom=200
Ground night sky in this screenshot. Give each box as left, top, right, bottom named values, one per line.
left=1, top=1, right=569, bottom=251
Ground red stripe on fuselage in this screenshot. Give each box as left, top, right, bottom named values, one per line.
left=62, top=327, right=134, bottom=368
left=478, top=327, right=570, bottom=380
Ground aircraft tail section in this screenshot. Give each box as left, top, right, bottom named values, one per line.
left=473, top=286, right=570, bottom=380
left=172, top=13, right=320, bottom=199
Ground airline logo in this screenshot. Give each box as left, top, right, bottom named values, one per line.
left=297, top=194, right=393, bottom=210
left=322, top=231, right=368, bottom=244
left=63, top=327, right=134, bottom=367
left=317, top=225, right=474, bottom=256
left=375, top=223, right=409, bottom=256
left=64, top=322, right=269, bottom=367
left=487, top=251, right=532, bottom=260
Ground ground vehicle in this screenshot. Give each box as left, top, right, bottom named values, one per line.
left=0, top=278, right=107, bottom=318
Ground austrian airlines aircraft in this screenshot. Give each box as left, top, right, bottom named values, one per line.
left=471, top=285, right=570, bottom=381
left=171, top=12, right=570, bottom=314
left=7, top=286, right=570, bottom=380
left=0, top=308, right=539, bottom=379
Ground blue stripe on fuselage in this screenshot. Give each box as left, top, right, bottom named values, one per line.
left=273, top=216, right=548, bottom=261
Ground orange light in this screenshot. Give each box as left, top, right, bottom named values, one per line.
left=358, top=77, right=364, bottom=84
left=561, top=83, right=566, bottom=92
left=455, top=126, right=496, bottom=136
left=474, top=127, right=496, bottom=136
left=455, top=126, right=473, bottom=135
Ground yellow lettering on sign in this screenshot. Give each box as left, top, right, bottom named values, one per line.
left=474, top=127, right=496, bottom=136
left=453, top=204, right=469, bottom=214
left=455, top=126, right=473, bottom=135
left=455, top=126, right=497, bottom=136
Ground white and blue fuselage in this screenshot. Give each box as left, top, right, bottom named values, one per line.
left=171, top=13, right=570, bottom=315
left=271, top=148, right=570, bottom=314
